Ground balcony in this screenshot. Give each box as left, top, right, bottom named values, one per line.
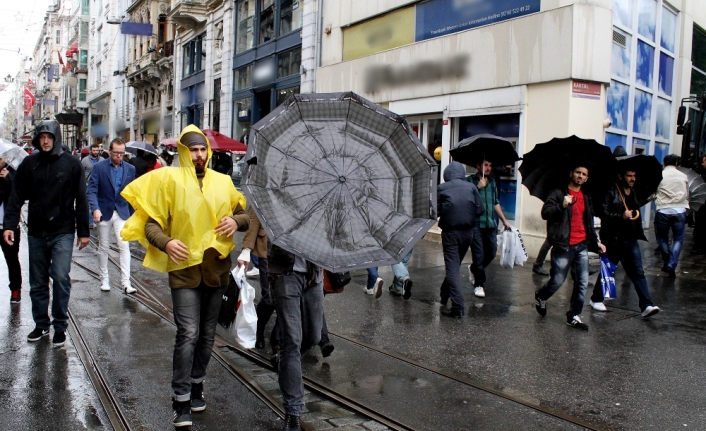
left=168, top=0, right=209, bottom=31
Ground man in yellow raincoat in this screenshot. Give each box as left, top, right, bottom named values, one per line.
left=120, top=125, right=248, bottom=428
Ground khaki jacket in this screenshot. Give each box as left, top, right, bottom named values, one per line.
left=241, top=207, right=268, bottom=258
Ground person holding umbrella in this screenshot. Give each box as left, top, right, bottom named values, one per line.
left=534, top=163, right=605, bottom=330
left=589, top=150, right=660, bottom=317
left=654, top=155, right=689, bottom=278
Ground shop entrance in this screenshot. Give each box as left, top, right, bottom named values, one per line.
left=254, top=89, right=272, bottom=124
left=408, top=116, right=443, bottom=184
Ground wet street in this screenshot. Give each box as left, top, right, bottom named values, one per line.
left=0, top=226, right=704, bottom=430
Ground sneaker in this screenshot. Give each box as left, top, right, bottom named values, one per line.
left=567, top=315, right=589, bottom=330
left=364, top=287, right=375, bottom=295
left=172, top=398, right=192, bottom=427
left=27, top=327, right=50, bottom=342
left=467, top=265, right=475, bottom=285
left=191, top=382, right=206, bottom=412
left=590, top=301, right=607, bottom=312
left=52, top=331, right=66, bottom=347
left=641, top=305, right=661, bottom=318
left=283, top=413, right=301, bottom=431
left=100, top=282, right=110, bottom=292
left=124, top=284, right=137, bottom=294
left=10, top=290, right=21, bottom=303
left=373, top=278, right=383, bottom=299
left=532, top=264, right=549, bottom=276
left=389, top=286, right=402, bottom=296
left=534, top=291, right=547, bottom=317
left=402, top=278, right=413, bottom=300
left=246, top=267, right=260, bottom=278
left=474, top=287, right=485, bottom=298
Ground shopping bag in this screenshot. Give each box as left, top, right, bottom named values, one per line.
left=599, top=254, right=617, bottom=299
left=217, top=272, right=240, bottom=329
left=513, top=228, right=528, bottom=266
left=231, top=266, right=258, bottom=349
left=499, top=228, right=515, bottom=268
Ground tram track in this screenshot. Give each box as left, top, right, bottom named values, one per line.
left=90, top=237, right=608, bottom=431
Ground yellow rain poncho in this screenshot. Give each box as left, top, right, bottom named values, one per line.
left=120, top=125, right=247, bottom=273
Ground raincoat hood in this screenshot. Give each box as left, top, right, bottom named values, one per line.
left=32, top=120, right=63, bottom=156
left=443, top=161, right=466, bottom=182
left=120, top=124, right=246, bottom=273
left=176, top=125, right=212, bottom=169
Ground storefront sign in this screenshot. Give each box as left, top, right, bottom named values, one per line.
left=572, top=80, right=601, bottom=100
left=364, top=53, right=469, bottom=93
left=415, top=0, right=541, bottom=42
left=343, top=6, right=415, bottom=61
left=253, top=57, right=276, bottom=88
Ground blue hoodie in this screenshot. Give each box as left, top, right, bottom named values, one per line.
left=437, top=162, right=484, bottom=230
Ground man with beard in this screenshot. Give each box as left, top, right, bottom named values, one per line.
left=534, top=164, right=606, bottom=330
left=589, top=167, right=660, bottom=317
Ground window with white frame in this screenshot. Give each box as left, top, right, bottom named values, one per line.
left=606, top=0, right=677, bottom=164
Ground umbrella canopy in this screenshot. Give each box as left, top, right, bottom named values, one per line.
left=125, top=141, right=159, bottom=156
left=677, top=167, right=706, bottom=211
left=242, top=92, right=438, bottom=272
left=450, top=134, right=520, bottom=167
left=160, top=136, right=178, bottom=147
left=519, top=135, right=617, bottom=202
left=0, top=138, right=27, bottom=170
left=202, top=129, right=247, bottom=154
left=615, top=154, right=663, bottom=205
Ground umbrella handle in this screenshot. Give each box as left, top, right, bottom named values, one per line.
left=616, top=183, right=640, bottom=220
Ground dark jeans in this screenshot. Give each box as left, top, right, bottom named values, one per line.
left=28, top=234, right=74, bottom=332
left=272, top=271, right=324, bottom=416
left=534, top=239, right=552, bottom=267
left=1, top=227, right=22, bottom=290
left=654, top=212, right=686, bottom=269
left=441, top=228, right=483, bottom=313
left=591, top=239, right=653, bottom=311
left=537, top=242, right=589, bottom=319
left=171, top=283, right=226, bottom=402
left=469, top=227, right=497, bottom=287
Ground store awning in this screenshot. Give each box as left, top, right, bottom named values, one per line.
left=56, top=113, right=83, bottom=125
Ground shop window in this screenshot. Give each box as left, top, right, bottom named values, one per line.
left=658, top=52, right=673, bottom=96
left=637, top=0, right=656, bottom=42
left=235, top=65, right=252, bottom=90
left=234, top=97, right=252, bottom=143
left=277, top=48, right=301, bottom=78
left=607, top=80, right=629, bottom=130
left=654, top=141, right=669, bottom=163
left=661, top=6, right=676, bottom=53
left=691, top=68, right=706, bottom=95
left=236, top=0, right=255, bottom=54
left=259, top=0, right=275, bottom=44
left=633, top=90, right=652, bottom=135
left=280, top=0, right=302, bottom=36
left=605, top=132, right=627, bottom=153
left=655, top=98, right=671, bottom=139
left=612, top=30, right=631, bottom=79
left=691, top=27, right=706, bottom=94
left=613, top=0, right=633, bottom=29
left=636, top=40, right=654, bottom=88
left=277, top=85, right=299, bottom=105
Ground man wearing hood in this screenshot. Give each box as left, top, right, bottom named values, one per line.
left=2, top=120, right=90, bottom=346
left=437, top=162, right=484, bottom=318
left=120, top=125, right=249, bottom=429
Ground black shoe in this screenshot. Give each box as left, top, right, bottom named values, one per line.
left=27, top=327, right=50, bottom=342
left=441, top=308, right=464, bottom=318
left=320, top=341, right=334, bottom=358
left=270, top=353, right=279, bottom=372
left=52, top=331, right=66, bottom=347
left=172, top=398, right=192, bottom=427
left=534, top=291, right=547, bottom=317
left=567, top=315, right=589, bottom=330
left=191, top=382, right=206, bottom=412
left=661, top=266, right=670, bottom=273
left=283, top=413, right=301, bottom=431
left=668, top=268, right=676, bottom=278
left=402, top=278, right=413, bottom=300
left=532, top=265, right=549, bottom=276
left=255, top=331, right=265, bottom=349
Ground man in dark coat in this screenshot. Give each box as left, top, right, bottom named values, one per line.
left=3, top=120, right=90, bottom=346
left=589, top=166, right=660, bottom=317
left=437, top=162, right=484, bottom=318
left=534, top=164, right=605, bottom=330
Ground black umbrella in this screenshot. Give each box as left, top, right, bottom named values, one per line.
left=519, top=135, right=616, bottom=202
left=450, top=134, right=520, bottom=167
left=614, top=154, right=663, bottom=205
left=677, top=167, right=706, bottom=211
left=125, top=141, right=159, bottom=156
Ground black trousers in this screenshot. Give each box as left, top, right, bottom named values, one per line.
left=0, top=227, right=21, bottom=291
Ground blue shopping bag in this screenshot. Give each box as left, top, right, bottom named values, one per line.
left=599, top=254, right=617, bottom=299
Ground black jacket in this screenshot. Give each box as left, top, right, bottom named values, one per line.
left=128, top=155, right=148, bottom=178
left=3, top=120, right=90, bottom=238
left=541, top=187, right=599, bottom=252
left=598, top=185, right=647, bottom=244
left=437, top=162, right=484, bottom=231
left=267, top=243, right=324, bottom=284
left=0, top=168, right=13, bottom=207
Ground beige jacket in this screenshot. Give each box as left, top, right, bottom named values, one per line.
left=655, top=166, right=689, bottom=211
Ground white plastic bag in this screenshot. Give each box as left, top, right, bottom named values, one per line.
left=231, top=266, right=258, bottom=349
left=513, top=228, right=528, bottom=266
left=499, top=228, right=515, bottom=268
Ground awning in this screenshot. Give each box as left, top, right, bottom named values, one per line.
left=55, top=113, right=83, bottom=125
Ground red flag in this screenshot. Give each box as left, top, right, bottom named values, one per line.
left=24, top=87, right=36, bottom=116
left=58, top=53, right=64, bottom=65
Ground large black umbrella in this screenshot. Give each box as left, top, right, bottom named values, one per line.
left=677, top=167, right=706, bottom=211
left=242, top=92, right=438, bottom=272
left=615, top=154, right=663, bottom=205
left=519, top=135, right=616, bottom=202
left=125, top=141, right=159, bottom=156
left=450, top=134, right=520, bottom=167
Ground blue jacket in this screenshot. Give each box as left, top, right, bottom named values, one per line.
left=437, top=162, right=484, bottom=231
left=87, top=159, right=136, bottom=221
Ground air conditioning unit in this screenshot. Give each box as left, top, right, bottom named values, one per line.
left=113, top=70, right=120, bottom=76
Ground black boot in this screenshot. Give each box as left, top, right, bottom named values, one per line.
left=318, top=335, right=334, bottom=358
left=172, top=398, right=192, bottom=427
left=282, top=413, right=301, bottom=431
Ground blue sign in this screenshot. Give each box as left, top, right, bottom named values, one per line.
left=415, top=0, right=541, bottom=42
left=121, top=22, right=153, bottom=36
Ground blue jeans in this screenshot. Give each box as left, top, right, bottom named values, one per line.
left=272, top=272, right=324, bottom=416
left=537, top=242, right=589, bottom=319
left=391, top=249, right=414, bottom=293
left=171, top=284, right=226, bottom=401
left=251, top=255, right=260, bottom=269
left=28, top=234, right=74, bottom=332
left=591, top=239, right=653, bottom=311
left=654, top=211, right=686, bottom=269
left=366, top=267, right=379, bottom=290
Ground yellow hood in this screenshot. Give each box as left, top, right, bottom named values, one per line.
left=120, top=124, right=247, bottom=273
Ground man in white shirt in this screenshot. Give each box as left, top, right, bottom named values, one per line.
left=654, top=154, right=690, bottom=278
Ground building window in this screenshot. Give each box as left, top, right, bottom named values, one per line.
left=96, top=62, right=102, bottom=87
left=234, top=97, right=252, bottom=143
left=236, top=0, right=255, bottom=54
left=182, top=34, right=205, bottom=77
left=55, top=30, right=61, bottom=44
left=279, top=0, right=302, bottom=36
left=79, top=49, right=88, bottom=70
left=80, top=21, right=89, bottom=44
left=235, top=65, right=251, bottom=90
left=81, top=0, right=89, bottom=14
left=79, top=78, right=86, bottom=101
left=183, top=44, right=191, bottom=76
left=97, top=27, right=102, bottom=49
left=691, top=26, right=706, bottom=95
left=259, top=0, right=275, bottom=44
left=277, top=48, right=301, bottom=78
left=277, top=85, right=299, bottom=105
left=213, top=78, right=221, bottom=131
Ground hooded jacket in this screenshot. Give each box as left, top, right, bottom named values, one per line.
left=3, top=120, right=90, bottom=238
left=437, top=162, right=484, bottom=230
left=120, top=125, right=249, bottom=288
